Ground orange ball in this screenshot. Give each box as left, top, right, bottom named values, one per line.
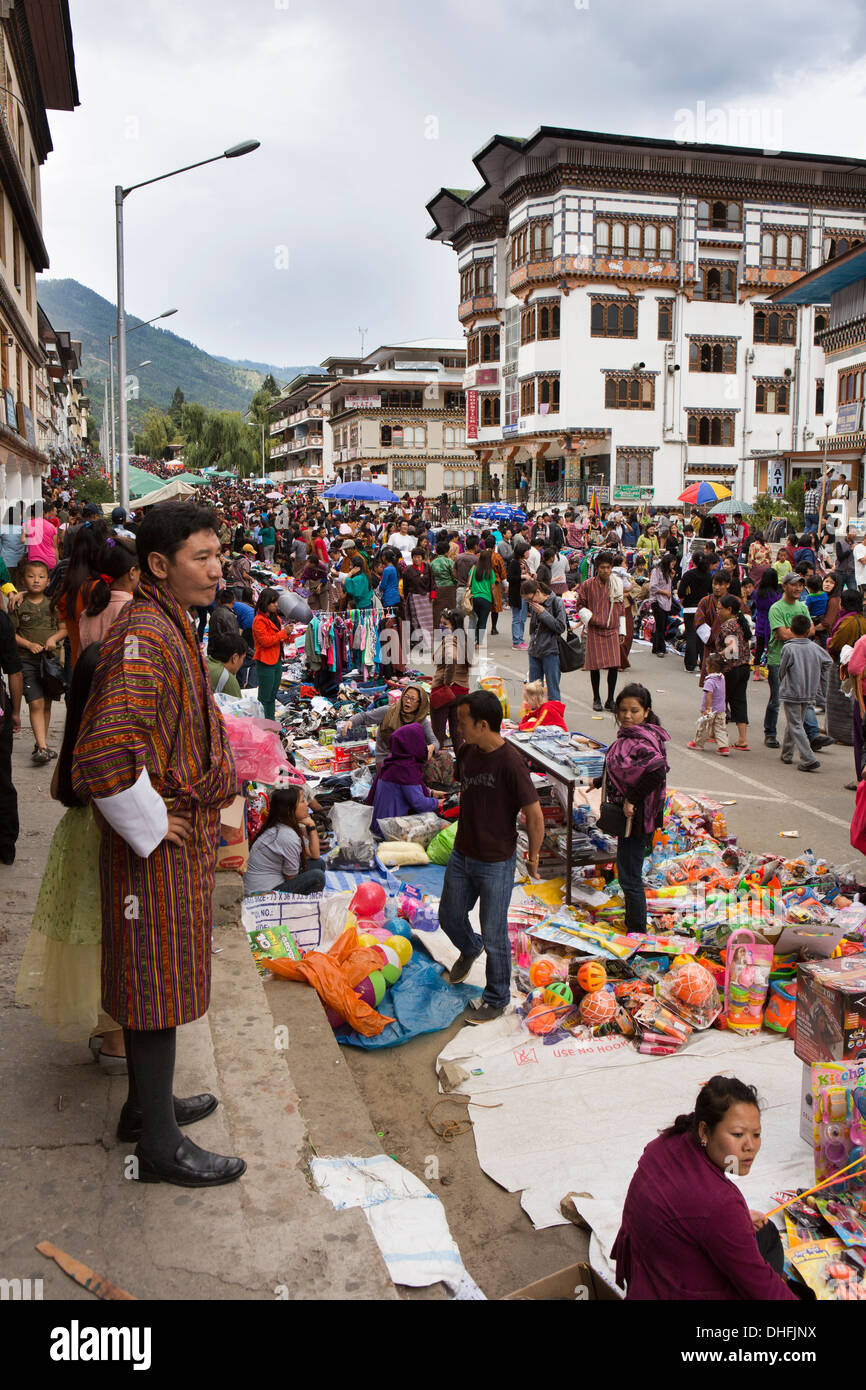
left=529, top=957, right=563, bottom=989
left=671, top=961, right=715, bottom=1007
left=526, top=1004, right=558, bottom=1035
left=577, top=960, right=607, bottom=994
left=579, top=990, right=617, bottom=1027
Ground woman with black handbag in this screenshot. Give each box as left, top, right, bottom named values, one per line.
left=593, top=683, right=670, bottom=933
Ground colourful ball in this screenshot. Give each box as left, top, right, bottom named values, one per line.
left=527, top=1004, right=558, bottom=1035
left=529, top=958, right=563, bottom=989
left=386, top=935, right=413, bottom=967
left=544, top=982, right=573, bottom=1007
left=350, top=881, right=387, bottom=919
left=357, top=933, right=379, bottom=949
left=386, top=917, right=413, bottom=940
left=368, top=970, right=386, bottom=1007
left=671, top=962, right=716, bottom=1007
left=382, top=961, right=402, bottom=987
left=354, top=977, right=376, bottom=1008
left=325, top=1004, right=346, bottom=1029
left=381, top=945, right=401, bottom=970
left=577, top=961, right=607, bottom=994
left=579, top=990, right=617, bottom=1027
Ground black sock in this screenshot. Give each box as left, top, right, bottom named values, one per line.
left=607, top=669, right=618, bottom=702
left=124, top=1027, right=183, bottom=1160
left=122, top=1027, right=138, bottom=1110
left=590, top=670, right=601, bottom=700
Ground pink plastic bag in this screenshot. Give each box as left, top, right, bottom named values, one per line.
left=222, top=715, right=286, bottom=785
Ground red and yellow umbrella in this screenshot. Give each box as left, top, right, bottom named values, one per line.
left=677, top=481, right=732, bottom=506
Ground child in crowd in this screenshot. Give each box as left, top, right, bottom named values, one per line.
left=206, top=632, right=246, bottom=696
left=10, top=559, right=67, bottom=764
left=804, top=574, right=829, bottom=622
left=779, top=612, right=832, bottom=773
left=688, top=652, right=729, bottom=755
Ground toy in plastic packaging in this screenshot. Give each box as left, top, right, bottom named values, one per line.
left=812, top=1065, right=866, bottom=1183
left=815, top=1194, right=866, bottom=1248
left=246, top=926, right=301, bottom=978
left=723, top=928, right=773, bottom=1034
left=329, top=801, right=376, bottom=869
left=658, top=961, right=722, bottom=1031
left=764, top=979, right=797, bottom=1033
left=787, top=1239, right=866, bottom=1300
left=632, top=997, right=693, bottom=1046
left=349, top=766, right=374, bottom=800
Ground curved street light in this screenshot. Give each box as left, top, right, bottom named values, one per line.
left=115, top=142, right=260, bottom=507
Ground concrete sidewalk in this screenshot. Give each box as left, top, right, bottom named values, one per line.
left=0, top=728, right=397, bottom=1302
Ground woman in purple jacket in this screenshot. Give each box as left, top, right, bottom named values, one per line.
left=612, top=1076, right=798, bottom=1301
left=368, top=722, right=441, bottom=836
left=753, top=569, right=781, bottom=666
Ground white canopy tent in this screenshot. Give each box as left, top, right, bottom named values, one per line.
left=101, top=477, right=197, bottom=514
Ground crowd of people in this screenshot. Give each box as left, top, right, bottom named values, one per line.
left=2, top=466, right=865, bottom=1200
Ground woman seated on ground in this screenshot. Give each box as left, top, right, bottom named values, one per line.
left=243, top=787, right=325, bottom=897
left=339, top=682, right=438, bottom=766
left=612, top=1075, right=797, bottom=1301
left=518, top=679, right=567, bottom=731
left=367, top=723, right=442, bottom=836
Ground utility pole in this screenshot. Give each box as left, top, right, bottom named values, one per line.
left=103, top=377, right=110, bottom=483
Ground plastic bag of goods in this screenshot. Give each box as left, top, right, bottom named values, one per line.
left=329, top=801, right=376, bottom=868
left=426, top=821, right=458, bottom=865
left=377, top=812, right=448, bottom=847
left=222, top=715, right=286, bottom=784
left=657, top=960, right=722, bottom=1030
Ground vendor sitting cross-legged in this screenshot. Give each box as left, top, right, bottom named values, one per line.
left=366, top=722, right=442, bottom=836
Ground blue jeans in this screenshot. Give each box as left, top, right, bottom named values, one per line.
left=278, top=858, right=326, bottom=895
left=529, top=651, right=561, bottom=702
left=439, top=849, right=516, bottom=1009
left=511, top=600, right=528, bottom=644
left=617, top=832, right=651, bottom=932
left=764, top=666, right=818, bottom=741
left=804, top=512, right=819, bottom=535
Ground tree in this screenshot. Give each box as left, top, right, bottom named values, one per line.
left=169, top=387, right=185, bottom=425
left=180, top=409, right=259, bottom=476
left=75, top=472, right=113, bottom=505
left=86, top=413, right=100, bottom=452
left=261, top=373, right=280, bottom=397
left=134, top=407, right=173, bottom=461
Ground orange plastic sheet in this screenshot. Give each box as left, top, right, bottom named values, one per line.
left=264, top=928, right=395, bottom=1037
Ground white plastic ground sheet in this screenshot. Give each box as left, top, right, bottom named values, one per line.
left=310, top=1154, right=483, bottom=1294
left=436, top=1015, right=813, bottom=1276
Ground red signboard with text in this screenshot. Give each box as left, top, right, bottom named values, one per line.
left=467, top=389, right=478, bottom=440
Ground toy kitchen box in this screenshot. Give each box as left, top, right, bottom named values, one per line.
left=795, top=958, right=866, bottom=1066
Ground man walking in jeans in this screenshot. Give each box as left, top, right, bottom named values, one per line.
left=442, top=691, right=544, bottom=1023
left=764, top=571, right=831, bottom=753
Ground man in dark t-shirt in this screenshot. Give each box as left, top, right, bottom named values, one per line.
left=442, top=690, right=544, bottom=1023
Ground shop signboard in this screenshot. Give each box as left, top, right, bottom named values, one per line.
left=835, top=402, right=863, bottom=435
left=613, top=484, right=654, bottom=503
left=466, top=389, right=478, bottom=440
left=344, top=395, right=381, bottom=409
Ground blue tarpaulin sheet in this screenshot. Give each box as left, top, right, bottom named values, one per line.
left=336, top=944, right=480, bottom=1049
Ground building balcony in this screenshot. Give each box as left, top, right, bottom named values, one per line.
left=288, top=405, right=325, bottom=426
left=286, top=435, right=324, bottom=452
left=458, top=293, right=496, bottom=324
left=510, top=254, right=680, bottom=294
left=269, top=417, right=291, bottom=435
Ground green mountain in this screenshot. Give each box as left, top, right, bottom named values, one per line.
left=36, top=278, right=318, bottom=431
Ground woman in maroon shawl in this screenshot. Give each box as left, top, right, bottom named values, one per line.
left=402, top=546, right=434, bottom=649
left=612, top=1076, right=797, bottom=1301
left=367, top=723, right=441, bottom=836
left=594, top=683, right=669, bottom=933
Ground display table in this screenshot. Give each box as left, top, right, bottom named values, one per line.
left=505, top=734, right=615, bottom=905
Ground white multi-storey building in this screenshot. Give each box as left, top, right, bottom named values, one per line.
left=426, top=127, right=866, bottom=508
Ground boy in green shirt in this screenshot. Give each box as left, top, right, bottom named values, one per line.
left=10, top=560, right=67, bottom=763
left=206, top=632, right=246, bottom=698
left=764, top=572, right=828, bottom=751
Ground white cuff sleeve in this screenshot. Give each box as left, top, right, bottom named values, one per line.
left=578, top=607, right=593, bottom=625
left=696, top=623, right=712, bottom=643
left=619, top=617, right=627, bottom=635
left=95, top=766, right=169, bottom=858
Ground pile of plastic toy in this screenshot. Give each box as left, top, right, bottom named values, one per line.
left=508, top=788, right=866, bottom=1055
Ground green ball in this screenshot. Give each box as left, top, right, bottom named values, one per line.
left=382, top=961, right=402, bottom=987
left=368, top=970, right=387, bottom=1006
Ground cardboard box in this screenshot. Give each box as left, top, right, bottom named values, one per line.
left=809, top=1059, right=866, bottom=1182
left=800, top=1061, right=815, bottom=1144
left=216, top=794, right=249, bottom=874
left=795, top=958, right=866, bottom=1064
left=504, top=1262, right=621, bottom=1301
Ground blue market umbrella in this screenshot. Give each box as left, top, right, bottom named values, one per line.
left=322, top=481, right=398, bottom=503
left=470, top=503, right=528, bottom=524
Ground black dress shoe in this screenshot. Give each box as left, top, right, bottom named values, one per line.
left=0, top=844, right=15, bottom=865
left=133, top=1136, right=246, bottom=1187
left=117, top=1093, right=219, bottom=1143
left=592, top=698, right=603, bottom=712
left=603, top=699, right=615, bottom=711
left=764, top=736, right=780, bottom=749
left=448, top=952, right=479, bottom=985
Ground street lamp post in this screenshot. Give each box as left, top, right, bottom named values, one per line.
left=108, top=308, right=176, bottom=494
left=115, top=140, right=260, bottom=509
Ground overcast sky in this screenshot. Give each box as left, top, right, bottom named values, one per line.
left=37, top=0, right=866, bottom=367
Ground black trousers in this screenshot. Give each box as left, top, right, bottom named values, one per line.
left=651, top=602, right=669, bottom=654
left=0, top=696, right=18, bottom=853
left=683, top=614, right=704, bottom=672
